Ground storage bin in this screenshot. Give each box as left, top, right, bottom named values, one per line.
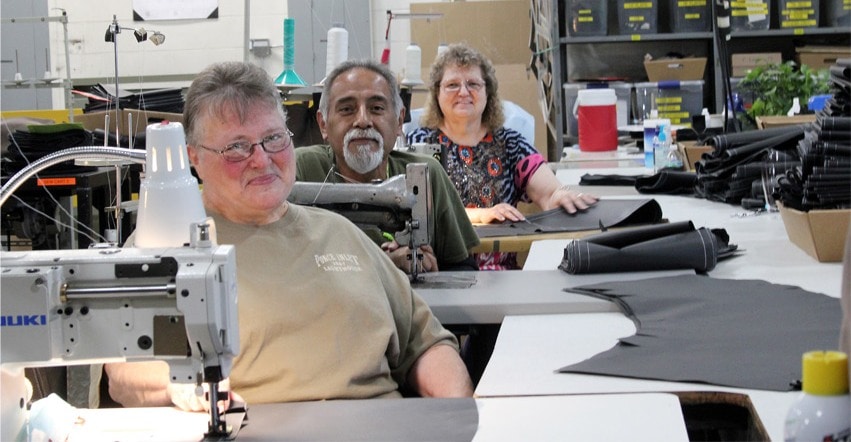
left=670, top=0, right=712, bottom=32
left=826, top=0, right=851, bottom=27
left=564, top=82, right=633, bottom=141
left=566, top=0, right=608, bottom=36
left=778, top=0, right=819, bottom=28
left=634, top=80, right=704, bottom=126
left=617, top=0, right=658, bottom=34
left=730, top=0, right=772, bottom=31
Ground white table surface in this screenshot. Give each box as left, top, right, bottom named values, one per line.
left=66, top=394, right=689, bottom=441
left=475, top=314, right=798, bottom=442
left=526, top=171, right=844, bottom=298
left=482, top=164, right=844, bottom=442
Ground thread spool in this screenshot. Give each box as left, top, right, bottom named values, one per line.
left=275, top=18, right=306, bottom=86
left=402, top=43, right=423, bottom=86
left=325, top=23, right=348, bottom=77
left=436, top=43, right=449, bottom=58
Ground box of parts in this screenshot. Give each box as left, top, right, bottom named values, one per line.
left=795, top=46, right=851, bottom=70
left=634, top=80, right=704, bottom=126
left=778, top=202, right=851, bottom=262
left=644, top=57, right=707, bottom=82
left=731, top=52, right=782, bottom=77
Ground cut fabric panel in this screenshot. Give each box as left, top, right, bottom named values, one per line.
left=558, top=275, right=842, bottom=391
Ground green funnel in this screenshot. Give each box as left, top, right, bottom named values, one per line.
left=275, top=18, right=306, bottom=86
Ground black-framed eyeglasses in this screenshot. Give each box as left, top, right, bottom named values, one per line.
left=440, top=80, right=485, bottom=93
left=198, top=129, right=294, bottom=162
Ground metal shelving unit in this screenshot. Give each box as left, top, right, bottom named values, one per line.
left=542, top=0, right=850, bottom=153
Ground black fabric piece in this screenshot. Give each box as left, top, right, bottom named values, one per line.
left=558, top=221, right=737, bottom=274
left=634, top=170, right=697, bottom=195
left=474, top=198, right=663, bottom=238
left=558, top=275, right=842, bottom=391
left=579, top=173, right=646, bottom=186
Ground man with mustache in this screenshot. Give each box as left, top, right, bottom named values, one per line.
left=296, top=59, right=480, bottom=274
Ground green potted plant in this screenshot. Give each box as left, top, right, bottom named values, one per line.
left=738, top=61, right=831, bottom=120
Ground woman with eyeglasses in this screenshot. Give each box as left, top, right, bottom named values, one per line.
left=408, top=43, right=598, bottom=270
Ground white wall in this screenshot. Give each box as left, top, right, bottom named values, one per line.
left=44, top=0, right=448, bottom=108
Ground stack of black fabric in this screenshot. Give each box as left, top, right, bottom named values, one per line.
left=2, top=123, right=95, bottom=177
left=695, top=59, right=851, bottom=210
left=82, top=84, right=184, bottom=114
left=776, top=58, right=851, bottom=211
left=694, top=124, right=806, bottom=207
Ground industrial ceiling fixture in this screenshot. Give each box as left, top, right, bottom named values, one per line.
left=103, top=15, right=166, bottom=138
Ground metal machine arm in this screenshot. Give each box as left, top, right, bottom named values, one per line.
left=289, top=163, right=432, bottom=279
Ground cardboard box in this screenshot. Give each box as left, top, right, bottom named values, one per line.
left=778, top=203, right=851, bottom=262
left=70, top=109, right=184, bottom=137
left=731, top=52, right=782, bottom=77
left=643, top=57, right=707, bottom=82
left=795, top=46, right=851, bottom=71
left=755, top=115, right=816, bottom=129
left=677, top=141, right=713, bottom=171
left=411, top=1, right=531, bottom=66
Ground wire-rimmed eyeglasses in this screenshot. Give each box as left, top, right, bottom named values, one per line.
left=198, top=129, right=295, bottom=162
left=440, top=80, right=485, bottom=93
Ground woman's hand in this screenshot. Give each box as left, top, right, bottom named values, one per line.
left=381, top=241, right=439, bottom=273
left=548, top=186, right=598, bottom=214
left=468, top=203, right=526, bottom=224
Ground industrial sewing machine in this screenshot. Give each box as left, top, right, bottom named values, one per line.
left=288, top=162, right=432, bottom=281
left=0, top=121, right=240, bottom=441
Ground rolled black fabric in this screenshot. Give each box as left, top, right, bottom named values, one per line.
left=558, top=221, right=736, bottom=274
left=475, top=198, right=663, bottom=238
left=579, top=173, right=646, bottom=186
left=634, top=170, right=697, bottom=195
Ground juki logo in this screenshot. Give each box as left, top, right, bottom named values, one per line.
left=1, top=315, right=47, bottom=326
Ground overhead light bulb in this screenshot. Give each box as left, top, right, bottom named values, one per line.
left=149, top=32, right=165, bottom=46
left=134, top=28, right=148, bottom=42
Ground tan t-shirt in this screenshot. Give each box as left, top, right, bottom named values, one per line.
left=212, top=204, right=457, bottom=404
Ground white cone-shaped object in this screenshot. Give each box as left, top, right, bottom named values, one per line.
left=134, top=121, right=207, bottom=247
left=401, top=43, right=423, bottom=86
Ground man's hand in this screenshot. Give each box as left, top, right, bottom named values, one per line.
left=167, top=379, right=245, bottom=412
left=381, top=241, right=438, bottom=273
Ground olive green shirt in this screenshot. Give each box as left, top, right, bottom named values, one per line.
left=295, top=145, right=480, bottom=269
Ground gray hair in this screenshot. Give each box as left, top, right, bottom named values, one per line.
left=183, top=61, right=285, bottom=145
left=318, top=59, right=403, bottom=116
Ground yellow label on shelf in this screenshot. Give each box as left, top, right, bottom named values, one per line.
left=784, top=10, right=816, bottom=19
left=661, top=111, right=691, bottom=119
left=629, top=15, right=646, bottom=21
left=657, top=97, right=684, bottom=104
left=578, top=17, right=595, bottom=22
left=624, top=2, right=653, bottom=9
left=782, top=20, right=817, bottom=27
left=631, top=34, right=642, bottom=41
left=786, top=1, right=812, bottom=7
left=657, top=105, right=682, bottom=112
left=679, top=0, right=707, bottom=6
left=684, top=13, right=702, bottom=19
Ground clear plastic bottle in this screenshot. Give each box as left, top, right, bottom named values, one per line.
left=784, top=350, right=851, bottom=442
left=653, top=121, right=670, bottom=173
